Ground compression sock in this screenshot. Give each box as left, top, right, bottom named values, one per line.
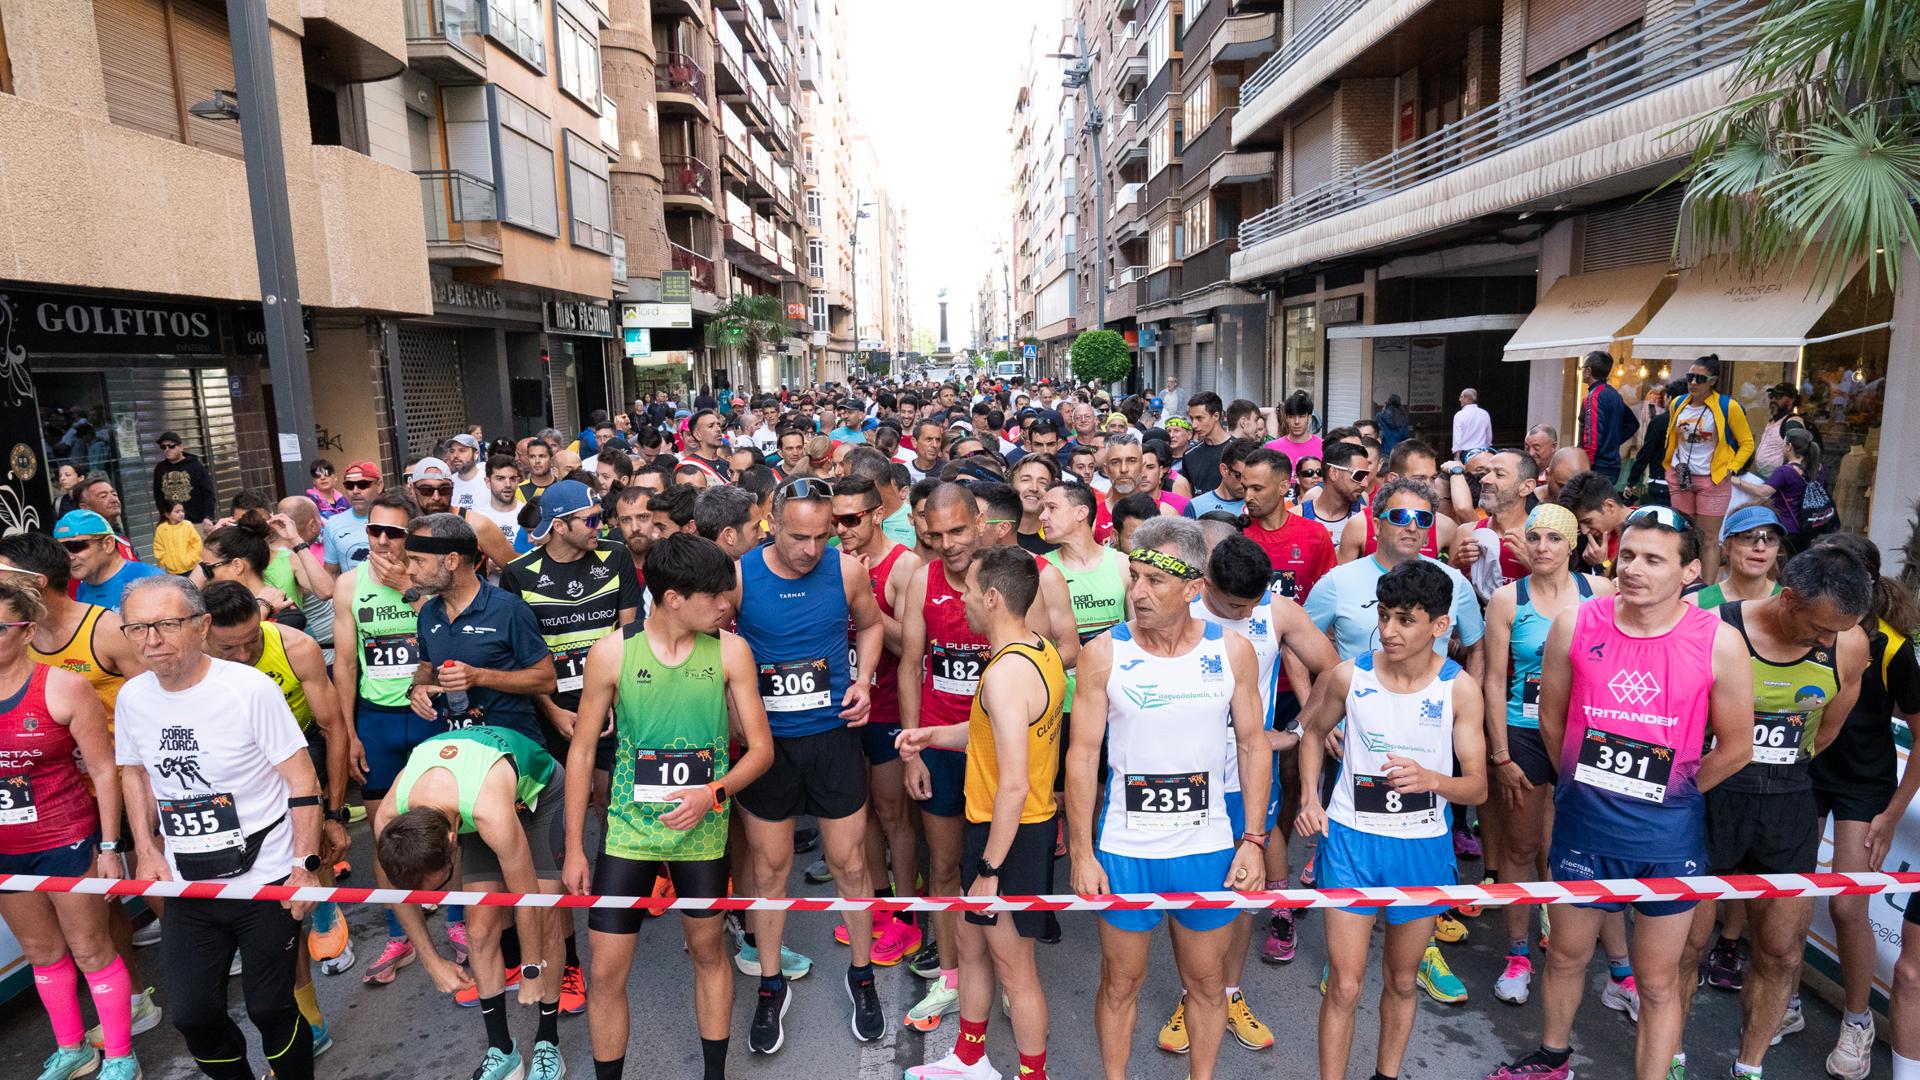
left=500, top=925, right=522, bottom=969
left=1893, top=1051, right=1920, bottom=1080
left=293, top=980, right=322, bottom=1027
left=83, top=955, right=135, bottom=1058
left=478, top=993, right=513, bottom=1053
left=955, top=1017, right=989, bottom=1067
left=701, top=1037, right=728, bottom=1080
left=536, top=1001, right=559, bottom=1045
left=1017, top=1049, right=1048, bottom=1079
left=942, top=967, right=959, bottom=990
left=32, top=955, right=84, bottom=1048
left=1607, top=954, right=1633, bottom=981
left=595, top=1059, right=625, bottom=1080
left=564, top=933, right=580, bottom=970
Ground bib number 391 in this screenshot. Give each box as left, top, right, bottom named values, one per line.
left=758, top=658, right=830, bottom=712
left=632, top=748, right=718, bottom=803
left=1123, top=773, right=1209, bottom=831
left=1573, top=729, right=1674, bottom=803
left=1352, top=772, right=1439, bottom=832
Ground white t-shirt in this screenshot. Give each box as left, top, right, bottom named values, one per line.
left=749, top=426, right=780, bottom=455
left=115, top=658, right=308, bottom=886
left=452, top=472, right=489, bottom=512
left=1671, top=401, right=1717, bottom=474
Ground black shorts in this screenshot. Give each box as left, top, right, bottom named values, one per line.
left=961, top=816, right=1057, bottom=939
left=735, top=727, right=868, bottom=822
left=586, top=852, right=730, bottom=933
left=1705, top=786, right=1820, bottom=875
left=1814, top=780, right=1895, bottom=825
left=460, top=762, right=566, bottom=884
left=1509, top=727, right=1556, bottom=787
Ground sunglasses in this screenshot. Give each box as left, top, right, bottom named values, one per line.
left=60, top=539, right=98, bottom=554
left=367, top=523, right=410, bottom=541
left=1380, top=508, right=1435, bottom=529
left=1686, top=372, right=1715, bottom=384
left=198, top=557, right=235, bottom=578
left=780, top=477, right=835, bottom=499
left=311, top=469, right=334, bottom=479
left=412, top=482, right=454, bottom=496
left=159, top=442, right=180, bottom=450
left=1296, top=468, right=1323, bottom=480
left=1730, top=528, right=1782, bottom=547
left=343, top=479, right=377, bottom=491
left=566, top=512, right=602, bottom=530
left=832, top=508, right=874, bottom=528
left=1329, top=463, right=1372, bottom=484
left=1626, top=505, right=1692, bottom=532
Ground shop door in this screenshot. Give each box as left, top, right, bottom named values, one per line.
left=1325, top=337, right=1363, bottom=432
left=548, top=343, right=578, bottom=437
left=397, top=326, right=469, bottom=462
left=1194, top=340, right=1218, bottom=396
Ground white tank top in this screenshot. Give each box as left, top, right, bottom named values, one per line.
left=1098, top=619, right=1236, bottom=858
left=1189, top=592, right=1282, bottom=794
left=1327, top=651, right=1461, bottom=840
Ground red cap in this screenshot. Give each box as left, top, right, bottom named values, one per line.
left=342, top=460, right=380, bottom=482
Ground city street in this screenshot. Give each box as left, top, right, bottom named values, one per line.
left=0, top=818, right=1885, bottom=1080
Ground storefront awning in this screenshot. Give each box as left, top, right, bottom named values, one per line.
left=1325, top=314, right=1527, bottom=339
left=1501, top=263, right=1673, bottom=363
left=1632, top=256, right=1889, bottom=363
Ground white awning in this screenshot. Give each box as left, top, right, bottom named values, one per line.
left=1633, top=256, right=1887, bottom=363
left=1501, top=263, right=1674, bottom=362
left=1325, top=314, right=1528, bottom=339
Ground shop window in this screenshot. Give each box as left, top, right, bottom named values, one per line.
left=493, top=87, right=558, bottom=235
left=489, top=0, right=547, bottom=70
left=1420, top=57, right=1467, bottom=137
left=555, top=3, right=600, bottom=111
left=564, top=130, right=612, bottom=253
left=93, top=0, right=244, bottom=157
left=1284, top=303, right=1319, bottom=400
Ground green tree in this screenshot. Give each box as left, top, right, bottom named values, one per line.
left=1070, top=329, right=1132, bottom=386
left=991, top=348, right=1011, bottom=366
left=704, top=294, right=795, bottom=382
left=1671, top=0, right=1920, bottom=291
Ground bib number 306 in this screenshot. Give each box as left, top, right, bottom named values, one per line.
left=758, top=658, right=830, bottom=712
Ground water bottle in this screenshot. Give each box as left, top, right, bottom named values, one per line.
left=442, top=660, right=468, bottom=719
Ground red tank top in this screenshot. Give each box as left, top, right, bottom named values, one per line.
left=1362, top=512, right=1440, bottom=559
left=919, top=559, right=989, bottom=728
left=852, top=544, right=908, bottom=726
left=0, top=666, right=98, bottom=853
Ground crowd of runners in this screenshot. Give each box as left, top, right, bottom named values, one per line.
left=3, top=356, right=1920, bottom=1080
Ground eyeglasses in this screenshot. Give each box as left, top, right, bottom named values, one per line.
left=59, top=539, right=98, bottom=555
left=1686, top=372, right=1715, bottom=384
left=1380, top=508, right=1435, bottom=529
left=121, top=616, right=203, bottom=638
left=1730, top=529, right=1782, bottom=547
left=1626, top=505, right=1692, bottom=532
left=1329, top=463, right=1372, bottom=485
left=412, top=482, right=453, bottom=496
left=366, top=523, right=409, bottom=541
left=779, top=477, right=835, bottom=500
left=343, top=479, right=377, bottom=491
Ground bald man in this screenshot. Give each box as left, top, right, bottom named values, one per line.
left=1544, top=446, right=1590, bottom=505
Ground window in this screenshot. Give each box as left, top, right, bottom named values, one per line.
left=1147, top=116, right=1168, bottom=175
left=1184, top=196, right=1212, bottom=251
left=92, top=0, right=243, bottom=157
left=810, top=289, right=828, bottom=332
left=805, top=187, right=822, bottom=229
left=564, top=131, right=611, bottom=253
left=489, top=0, right=546, bottom=70
left=1150, top=220, right=1172, bottom=269
left=1145, top=6, right=1170, bottom=76
left=1184, top=75, right=1209, bottom=136
left=808, top=238, right=824, bottom=278
left=1419, top=56, right=1467, bottom=137
left=555, top=4, right=600, bottom=109
left=493, top=88, right=559, bottom=235
left=1284, top=303, right=1318, bottom=399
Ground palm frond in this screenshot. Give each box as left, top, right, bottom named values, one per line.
left=1763, top=106, right=1920, bottom=293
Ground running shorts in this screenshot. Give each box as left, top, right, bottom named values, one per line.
left=0, top=831, right=98, bottom=876
left=1705, top=786, right=1820, bottom=876
left=1508, top=726, right=1556, bottom=787
left=587, top=852, right=730, bottom=933
left=1550, top=840, right=1702, bottom=917
left=917, top=747, right=967, bottom=818
left=861, top=722, right=902, bottom=766
left=735, top=727, right=868, bottom=822
left=1315, top=820, right=1454, bottom=926
left=459, top=762, right=566, bottom=885
left=1094, top=847, right=1238, bottom=933
left=961, top=817, right=1056, bottom=938
left=1814, top=780, right=1895, bottom=825
left=356, top=700, right=447, bottom=797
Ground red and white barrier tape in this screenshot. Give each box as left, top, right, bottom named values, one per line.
left=2, top=871, right=1917, bottom=913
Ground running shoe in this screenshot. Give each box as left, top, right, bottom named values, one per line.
left=1433, top=911, right=1469, bottom=943
left=361, top=939, right=415, bottom=986
left=1157, top=1000, right=1189, bottom=1054
left=36, top=1045, right=99, bottom=1080
left=346, top=805, right=367, bottom=824
left=307, top=906, right=349, bottom=963
left=317, top=938, right=356, bottom=977
left=1261, top=910, right=1296, bottom=964
left=793, top=826, right=819, bottom=854
left=871, top=917, right=924, bottom=966
left=1770, top=996, right=1804, bottom=1045
left=1319, top=962, right=1329, bottom=996
left=749, top=981, right=790, bottom=1054
left=1826, top=1019, right=1874, bottom=1079
left=97, top=1056, right=139, bottom=1080
left=129, top=920, right=161, bottom=948
left=469, top=1040, right=522, bottom=1080
left=1225, top=991, right=1273, bottom=1050
left=455, top=968, right=521, bottom=1007
left=1300, top=851, right=1316, bottom=888
left=229, top=952, right=243, bottom=977
left=1462, top=877, right=1493, bottom=918
left=847, top=968, right=883, bottom=1041
left=906, top=942, right=942, bottom=981
left=833, top=914, right=886, bottom=946
left=311, top=1019, right=332, bottom=1058
left=527, top=1039, right=563, bottom=1080
left=734, top=942, right=813, bottom=980
left=1539, top=905, right=1552, bottom=950
left=88, top=987, right=162, bottom=1047
left=1417, top=945, right=1468, bottom=1004
left=1704, top=937, right=1746, bottom=991
left=1495, top=953, right=1534, bottom=1005
left=804, top=858, right=834, bottom=885
left=906, top=1051, right=1001, bottom=1080
left=1602, top=975, right=1640, bottom=1023
left=1484, top=1049, right=1574, bottom=1079
left=1453, top=826, right=1483, bottom=859
left=904, top=981, right=959, bottom=1032
left=559, top=964, right=586, bottom=1015
left=447, top=921, right=470, bottom=967
left=1666, top=1056, right=1684, bottom=1080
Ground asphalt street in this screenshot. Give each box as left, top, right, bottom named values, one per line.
left=0, top=818, right=1892, bottom=1080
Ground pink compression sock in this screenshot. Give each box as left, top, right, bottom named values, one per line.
left=32, top=955, right=85, bottom=1048
left=85, top=956, right=135, bottom=1057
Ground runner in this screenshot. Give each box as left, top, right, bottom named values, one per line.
left=517, top=440, right=561, bottom=502
left=1338, top=440, right=1458, bottom=562
left=1304, top=480, right=1484, bottom=668
left=1456, top=449, right=1537, bottom=602
left=1139, top=441, right=1192, bottom=515
left=373, top=725, right=567, bottom=1080
left=1300, top=441, right=1370, bottom=541
left=1486, top=505, right=1755, bottom=1080
left=692, top=485, right=764, bottom=558
left=115, top=575, right=323, bottom=1080
left=1188, top=438, right=1255, bottom=519
left=1675, top=545, right=1868, bottom=1080
left=409, top=457, right=518, bottom=572
left=1295, top=559, right=1488, bottom=1080
left=897, top=546, right=1065, bottom=1080
left=57, top=511, right=164, bottom=610
left=465, top=456, right=529, bottom=562
left=1690, top=505, right=1785, bottom=610
left=1011, top=454, right=1061, bottom=556
left=0, top=532, right=147, bottom=726
left=0, top=577, right=141, bottom=1080
left=1065, top=516, right=1269, bottom=1080
left=731, top=476, right=886, bottom=1052
left=679, top=410, right=734, bottom=484
left=1037, top=480, right=1128, bottom=705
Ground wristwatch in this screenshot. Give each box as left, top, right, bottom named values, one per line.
left=294, top=853, right=322, bottom=873
left=706, top=781, right=728, bottom=809
left=520, top=961, right=546, bottom=981
left=974, top=857, right=1001, bottom=879
left=96, top=839, right=121, bottom=854
left=326, top=806, right=352, bottom=826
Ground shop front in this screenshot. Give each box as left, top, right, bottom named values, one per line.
left=1502, top=261, right=1679, bottom=452
left=621, top=301, right=700, bottom=402
left=545, top=297, right=616, bottom=437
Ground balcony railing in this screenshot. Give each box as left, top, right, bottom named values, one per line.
left=1239, top=0, right=1366, bottom=108
left=663, top=154, right=716, bottom=201
left=417, top=169, right=500, bottom=251
left=1110, top=264, right=1146, bottom=291
left=1112, top=181, right=1143, bottom=218
left=1137, top=266, right=1181, bottom=308
left=404, top=0, right=483, bottom=57
left=670, top=241, right=717, bottom=292
left=656, top=51, right=709, bottom=99
left=1240, top=3, right=1760, bottom=251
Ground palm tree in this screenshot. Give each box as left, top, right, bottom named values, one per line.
left=1670, top=0, right=1920, bottom=292
left=704, top=293, right=797, bottom=389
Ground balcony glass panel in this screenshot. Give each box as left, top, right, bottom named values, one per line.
left=417, top=169, right=500, bottom=248
left=405, top=0, right=484, bottom=57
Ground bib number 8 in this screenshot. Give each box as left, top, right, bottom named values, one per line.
left=1384, top=790, right=1402, bottom=813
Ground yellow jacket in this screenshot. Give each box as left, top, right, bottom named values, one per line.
left=152, top=521, right=202, bottom=574
left=1663, top=392, right=1754, bottom=485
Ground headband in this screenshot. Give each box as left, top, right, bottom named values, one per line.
left=1525, top=503, right=1579, bottom=542
left=1128, top=547, right=1202, bottom=581
left=404, top=533, right=479, bottom=558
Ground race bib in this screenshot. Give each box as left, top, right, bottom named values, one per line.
left=1351, top=772, right=1440, bottom=833
left=1573, top=729, right=1674, bottom=803
left=554, top=646, right=591, bottom=695
left=158, top=793, right=244, bottom=855
left=0, top=775, right=36, bottom=825
left=1123, top=773, right=1209, bottom=831
left=1750, top=711, right=1806, bottom=766
left=632, top=748, right=718, bottom=803
left=929, top=642, right=987, bottom=696
left=361, top=634, right=420, bottom=681
left=1521, top=675, right=1542, bottom=722
left=1269, top=569, right=1299, bottom=601
left=758, top=658, right=830, bottom=712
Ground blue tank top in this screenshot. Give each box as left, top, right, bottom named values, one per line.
left=737, top=545, right=852, bottom=738
left=1506, top=575, right=1593, bottom=731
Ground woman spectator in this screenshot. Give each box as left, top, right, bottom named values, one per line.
left=1733, top=427, right=1822, bottom=552
left=306, top=459, right=349, bottom=520
left=1662, top=354, right=1754, bottom=581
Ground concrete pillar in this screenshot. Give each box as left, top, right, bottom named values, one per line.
left=1867, top=247, right=1920, bottom=572
left=607, top=0, right=668, bottom=283
left=1498, top=0, right=1528, bottom=101
left=1527, top=219, right=1575, bottom=431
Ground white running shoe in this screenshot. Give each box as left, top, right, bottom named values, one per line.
left=1824, top=1019, right=1873, bottom=1079
left=905, top=1052, right=1001, bottom=1080
left=1493, top=954, right=1534, bottom=1005
left=1601, top=975, right=1640, bottom=1023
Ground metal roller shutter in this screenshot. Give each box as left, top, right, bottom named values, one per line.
left=171, top=0, right=245, bottom=158
left=1291, top=105, right=1334, bottom=195
left=1194, top=338, right=1218, bottom=395
left=549, top=352, right=578, bottom=436
left=1525, top=0, right=1645, bottom=76
left=105, top=364, right=240, bottom=554
left=1581, top=188, right=1683, bottom=274
left=397, top=327, right=468, bottom=463
left=1324, top=337, right=1362, bottom=434
left=93, top=0, right=180, bottom=142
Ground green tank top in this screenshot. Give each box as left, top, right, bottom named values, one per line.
left=392, top=727, right=556, bottom=833
left=1692, top=580, right=1780, bottom=610
left=1043, top=545, right=1127, bottom=643
left=1719, top=600, right=1840, bottom=791
left=265, top=549, right=299, bottom=604
left=353, top=571, right=419, bottom=707
left=605, top=625, right=730, bottom=861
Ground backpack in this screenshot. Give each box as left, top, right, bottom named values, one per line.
left=1799, top=468, right=1837, bottom=532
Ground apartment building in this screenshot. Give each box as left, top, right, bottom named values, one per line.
left=0, top=0, right=430, bottom=546
left=1008, top=6, right=1078, bottom=382
left=852, top=134, right=910, bottom=373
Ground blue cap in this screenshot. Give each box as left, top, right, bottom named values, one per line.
left=861, top=417, right=879, bottom=431
left=1720, top=503, right=1784, bottom=541
left=53, top=510, right=112, bottom=540
left=1150, top=396, right=1164, bottom=412
left=530, top=480, right=596, bottom=542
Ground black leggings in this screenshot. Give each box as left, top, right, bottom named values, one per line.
left=163, top=892, right=312, bottom=1080
left=587, top=852, right=731, bottom=934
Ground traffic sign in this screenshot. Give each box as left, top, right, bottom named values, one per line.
left=1022, top=344, right=1038, bottom=360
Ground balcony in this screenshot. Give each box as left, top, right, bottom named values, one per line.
left=1117, top=0, right=1137, bottom=14
left=1181, top=110, right=1234, bottom=174
left=1111, top=181, right=1143, bottom=220
left=1137, top=265, right=1181, bottom=310
left=1214, top=11, right=1278, bottom=64
left=1118, top=125, right=1148, bottom=165
left=655, top=52, right=710, bottom=114
left=1235, top=3, right=1761, bottom=279
left=1118, top=21, right=1136, bottom=49
left=725, top=0, right=772, bottom=61
left=1110, top=264, right=1146, bottom=291
left=1180, top=239, right=1236, bottom=294
left=662, top=155, right=717, bottom=209
left=1116, top=54, right=1148, bottom=94
left=1145, top=164, right=1178, bottom=209
left=656, top=0, right=707, bottom=22
left=417, top=170, right=500, bottom=266
left=403, top=0, right=485, bottom=83
left=670, top=241, right=717, bottom=293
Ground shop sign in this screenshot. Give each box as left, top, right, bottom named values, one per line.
left=0, top=290, right=222, bottom=356
left=1322, top=295, right=1363, bottom=325
left=545, top=299, right=613, bottom=337
left=786, top=302, right=808, bottom=320
left=634, top=350, right=694, bottom=368
left=1139, top=325, right=1158, bottom=350
left=623, top=327, right=652, bottom=358
left=621, top=302, right=694, bottom=329
left=235, top=307, right=315, bottom=353
left=432, top=279, right=504, bottom=313
left=660, top=271, right=692, bottom=304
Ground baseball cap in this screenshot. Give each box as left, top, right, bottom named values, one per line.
left=409, top=457, right=452, bottom=482
left=530, top=480, right=596, bottom=542
left=449, top=433, right=481, bottom=451
left=1767, top=382, right=1800, bottom=399
left=861, top=417, right=880, bottom=432
left=839, top=398, right=862, bottom=411
left=53, top=510, right=112, bottom=540
left=342, top=460, right=380, bottom=483
left=155, top=431, right=183, bottom=447
left=1720, top=504, right=1784, bottom=541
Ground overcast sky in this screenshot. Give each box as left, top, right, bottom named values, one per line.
left=842, top=0, right=1053, bottom=344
